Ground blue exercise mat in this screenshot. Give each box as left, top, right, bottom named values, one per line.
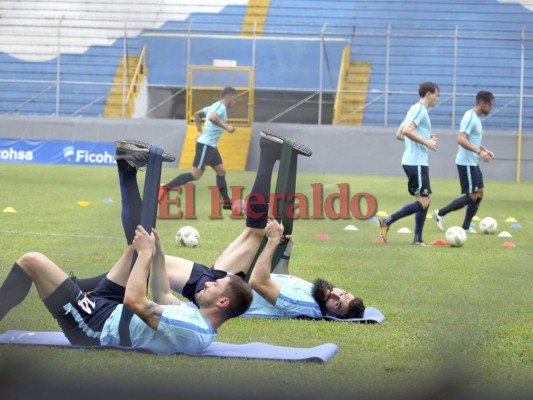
left=243, top=306, right=386, bottom=323
left=182, top=302, right=385, bottom=323
left=0, top=330, right=338, bottom=363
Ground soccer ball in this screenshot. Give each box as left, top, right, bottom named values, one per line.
left=231, top=199, right=248, bottom=216
left=445, top=226, right=467, bottom=247
left=479, top=217, right=498, bottom=234
left=176, top=226, right=200, bottom=247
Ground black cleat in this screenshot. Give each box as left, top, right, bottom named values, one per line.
left=260, top=130, right=312, bottom=157
left=115, top=138, right=176, bottom=170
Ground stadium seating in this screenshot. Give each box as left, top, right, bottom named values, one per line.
left=0, top=0, right=532, bottom=130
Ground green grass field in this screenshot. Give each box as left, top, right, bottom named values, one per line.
left=1, top=164, right=532, bottom=398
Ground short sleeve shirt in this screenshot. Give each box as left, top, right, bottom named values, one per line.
left=243, top=274, right=322, bottom=319
left=400, top=102, right=432, bottom=166
left=197, top=101, right=227, bottom=148
left=100, top=303, right=216, bottom=355
left=456, top=109, right=483, bottom=166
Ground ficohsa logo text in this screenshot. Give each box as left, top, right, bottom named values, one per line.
left=63, top=147, right=116, bottom=164
left=0, top=147, right=33, bottom=161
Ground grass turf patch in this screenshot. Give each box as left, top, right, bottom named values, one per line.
left=1, top=164, right=532, bottom=397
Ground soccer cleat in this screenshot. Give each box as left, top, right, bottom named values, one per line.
left=378, top=219, right=389, bottom=243
left=412, top=240, right=431, bottom=247
left=115, top=138, right=176, bottom=170
left=260, top=130, right=312, bottom=157
left=222, top=201, right=233, bottom=210
left=433, top=209, right=445, bottom=232
left=466, top=227, right=477, bottom=234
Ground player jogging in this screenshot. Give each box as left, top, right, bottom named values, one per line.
left=379, top=82, right=439, bottom=246
left=160, top=86, right=238, bottom=209
left=432, top=91, right=495, bottom=232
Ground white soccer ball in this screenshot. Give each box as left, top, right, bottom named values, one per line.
left=445, top=226, right=467, bottom=247
left=176, top=226, right=200, bottom=247
left=479, top=217, right=498, bottom=234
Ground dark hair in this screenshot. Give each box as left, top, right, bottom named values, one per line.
left=222, top=275, right=253, bottom=319
left=419, top=82, right=439, bottom=98
left=476, top=91, right=495, bottom=105
left=311, top=278, right=366, bottom=319
left=221, top=86, right=237, bottom=98
left=342, top=297, right=366, bottom=319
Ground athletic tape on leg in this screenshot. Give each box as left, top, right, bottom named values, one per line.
left=119, top=145, right=164, bottom=347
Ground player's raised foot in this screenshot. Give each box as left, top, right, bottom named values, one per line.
left=115, top=138, right=176, bottom=170
left=378, top=219, right=389, bottom=243
left=432, top=209, right=445, bottom=232
left=412, top=240, right=431, bottom=247
left=260, top=130, right=312, bottom=157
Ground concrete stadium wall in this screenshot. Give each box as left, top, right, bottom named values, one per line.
left=0, top=116, right=531, bottom=182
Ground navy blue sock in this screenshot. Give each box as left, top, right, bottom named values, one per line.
left=118, top=168, right=142, bottom=245
left=385, top=201, right=423, bottom=226
left=0, top=263, right=32, bottom=321
left=166, top=172, right=194, bottom=188
left=246, top=148, right=279, bottom=228
left=414, top=207, right=429, bottom=243
left=439, top=195, right=473, bottom=217
left=216, top=175, right=230, bottom=202
left=463, top=197, right=482, bottom=230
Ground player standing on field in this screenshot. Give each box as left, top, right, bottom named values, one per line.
left=379, top=82, right=439, bottom=246
left=432, top=91, right=495, bottom=233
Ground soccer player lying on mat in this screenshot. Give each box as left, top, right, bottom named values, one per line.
left=241, top=227, right=365, bottom=320
left=74, top=133, right=365, bottom=320
left=0, top=225, right=252, bottom=354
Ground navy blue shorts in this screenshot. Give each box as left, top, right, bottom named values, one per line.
left=182, top=263, right=228, bottom=306
left=193, top=142, right=223, bottom=170
left=457, top=164, right=484, bottom=194
left=43, top=278, right=123, bottom=346
left=402, top=165, right=432, bottom=197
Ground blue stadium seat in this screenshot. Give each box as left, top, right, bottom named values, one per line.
left=0, top=0, right=532, bottom=129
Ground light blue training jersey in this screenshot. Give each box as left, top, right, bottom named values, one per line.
left=400, top=102, right=432, bottom=166
left=197, top=100, right=228, bottom=148
left=100, top=303, right=216, bottom=355
left=243, top=274, right=323, bottom=319
left=456, top=109, right=483, bottom=166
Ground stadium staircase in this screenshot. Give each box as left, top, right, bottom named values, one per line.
left=333, top=46, right=371, bottom=126
left=241, top=0, right=270, bottom=36
left=103, top=45, right=147, bottom=118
